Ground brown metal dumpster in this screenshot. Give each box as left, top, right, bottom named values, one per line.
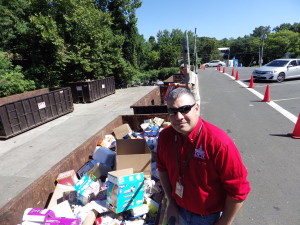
left=130, top=74, right=187, bottom=115
left=130, top=86, right=170, bottom=114
left=68, top=76, right=115, bottom=103
left=0, top=113, right=169, bottom=225
left=163, top=74, right=186, bottom=86
left=0, top=87, right=74, bottom=139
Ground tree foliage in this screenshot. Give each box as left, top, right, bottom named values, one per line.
left=0, top=0, right=300, bottom=98
left=0, top=51, right=35, bottom=97
left=27, top=0, right=127, bottom=86
left=251, top=26, right=271, bottom=38
left=264, top=30, right=300, bottom=62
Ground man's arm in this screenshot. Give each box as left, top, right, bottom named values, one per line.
left=214, top=195, right=244, bottom=225
left=158, top=171, right=174, bottom=203
left=158, top=171, right=179, bottom=224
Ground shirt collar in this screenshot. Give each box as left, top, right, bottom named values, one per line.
left=187, top=117, right=202, bottom=142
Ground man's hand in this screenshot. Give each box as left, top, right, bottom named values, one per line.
left=214, top=196, right=244, bottom=225
left=166, top=200, right=179, bottom=225
left=214, top=219, right=232, bottom=225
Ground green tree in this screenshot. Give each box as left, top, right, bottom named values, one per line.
left=27, top=0, right=126, bottom=86
left=156, top=29, right=183, bottom=67
left=98, top=0, right=142, bottom=68
left=229, top=36, right=258, bottom=67
left=273, top=23, right=300, bottom=33
left=0, top=0, right=31, bottom=54
left=0, top=51, right=35, bottom=97
left=264, top=30, right=300, bottom=61
left=273, top=23, right=293, bottom=32
left=198, top=37, right=220, bottom=63
left=251, top=26, right=271, bottom=38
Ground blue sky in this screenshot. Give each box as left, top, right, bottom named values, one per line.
left=136, top=0, right=300, bottom=40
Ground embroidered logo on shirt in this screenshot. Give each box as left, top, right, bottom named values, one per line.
left=194, top=144, right=205, bottom=160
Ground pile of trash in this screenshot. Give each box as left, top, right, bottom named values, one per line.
left=19, top=117, right=170, bottom=225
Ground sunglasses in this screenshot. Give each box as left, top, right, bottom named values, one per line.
left=167, top=103, right=195, bottom=116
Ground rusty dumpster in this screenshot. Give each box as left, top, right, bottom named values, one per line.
left=0, top=113, right=169, bottom=225
left=68, top=76, right=115, bottom=103
left=163, top=74, right=186, bottom=86
left=130, top=86, right=170, bottom=114
left=0, top=87, right=74, bottom=139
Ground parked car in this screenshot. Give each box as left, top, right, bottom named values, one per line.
left=252, top=59, right=300, bottom=82
left=203, top=60, right=226, bottom=68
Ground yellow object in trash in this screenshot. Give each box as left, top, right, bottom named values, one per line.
left=162, top=122, right=171, bottom=128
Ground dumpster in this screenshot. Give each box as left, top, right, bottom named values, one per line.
left=0, top=87, right=74, bottom=139
left=0, top=113, right=169, bottom=225
left=68, top=76, right=115, bottom=103
left=130, top=86, right=169, bottom=114
left=163, top=74, right=186, bottom=86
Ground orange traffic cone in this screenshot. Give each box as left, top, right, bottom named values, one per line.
left=235, top=70, right=239, bottom=80
left=288, top=114, right=300, bottom=138
left=262, top=85, right=271, bottom=102
left=231, top=68, right=235, bottom=76
left=217, top=66, right=220, bottom=71
left=222, top=67, right=226, bottom=73
left=248, top=76, right=254, bottom=88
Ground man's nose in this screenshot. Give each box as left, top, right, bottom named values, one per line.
left=174, top=111, right=184, bottom=119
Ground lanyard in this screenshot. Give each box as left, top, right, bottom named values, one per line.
left=174, top=123, right=203, bottom=181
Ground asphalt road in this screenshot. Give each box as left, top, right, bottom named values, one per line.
left=198, top=67, right=300, bottom=225
left=216, top=66, right=300, bottom=117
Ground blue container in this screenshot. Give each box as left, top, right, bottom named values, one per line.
left=233, top=59, right=239, bottom=67
left=93, top=146, right=116, bottom=168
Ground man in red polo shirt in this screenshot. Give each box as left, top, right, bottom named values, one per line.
left=156, top=88, right=250, bottom=225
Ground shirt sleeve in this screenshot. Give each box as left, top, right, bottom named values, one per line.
left=188, top=72, right=196, bottom=85
left=214, top=139, right=251, bottom=201
left=156, top=133, right=167, bottom=172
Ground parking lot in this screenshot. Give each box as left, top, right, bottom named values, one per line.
left=199, top=68, right=300, bottom=224
left=206, top=67, right=300, bottom=118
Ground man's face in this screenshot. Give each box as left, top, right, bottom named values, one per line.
left=180, top=66, right=189, bottom=75
left=180, top=66, right=190, bottom=75
left=167, top=94, right=199, bottom=136
left=180, top=66, right=185, bottom=74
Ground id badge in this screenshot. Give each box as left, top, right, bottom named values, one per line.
left=175, top=181, right=184, bottom=198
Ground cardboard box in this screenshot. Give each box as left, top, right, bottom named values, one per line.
left=47, top=184, right=96, bottom=225
left=106, top=168, right=144, bottom=213
left=47, top=184, right=76, bottom=208
left=56, top=170, right=78, bottom=186
left=115, top=139, right=151, bottom=177
left=77, top=160, right=101, bottom=180
left=74, top=175, right=100, bottom=205
left=113, top=123, right=132, bottom=139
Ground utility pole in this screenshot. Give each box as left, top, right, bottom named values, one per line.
left=194, top=28, right=197, bottom=73
left=182, top=34, right=188, bottom=87
left=186, top=31, right=190, bottom=67
left=258, top=44, right=261, bottom=67
left=261, top=34, right=267, bottom=66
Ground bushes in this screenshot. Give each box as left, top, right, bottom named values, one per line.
left=133, top=67, right=179, bottom=85
left=0, top=52, right=35, bottom=97
left=157, top=67, right=179, bottom=80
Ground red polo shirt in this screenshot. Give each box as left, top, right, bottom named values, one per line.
left=156, top=117, right=251, bottom=215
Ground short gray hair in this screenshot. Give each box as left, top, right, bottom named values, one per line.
left=167, top=87, right=195, bottom=103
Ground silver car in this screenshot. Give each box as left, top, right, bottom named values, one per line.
left=252, top=59, right=300, bottom=82
left=203, top=60, right=226, bottom=68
